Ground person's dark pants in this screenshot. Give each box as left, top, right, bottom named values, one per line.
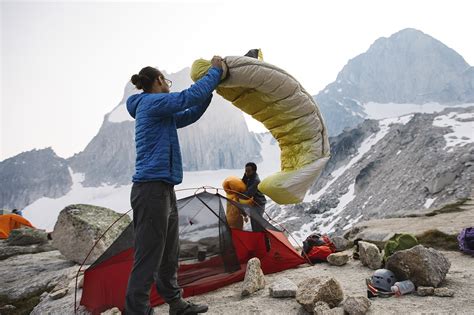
left=125, top=181, right=181, bottom=315
left=250, top=203, right=266, bottom=232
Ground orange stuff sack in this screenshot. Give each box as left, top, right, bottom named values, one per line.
left=222, top=176, right=251, bottom=230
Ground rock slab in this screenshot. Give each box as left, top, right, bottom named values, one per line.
left=358, top=241, right=382, bottom=269
left=327, top=252, right=350, bottom=266
left=269, top=277, right=297, bottom=298
left=52, top=204, right=130, bottom=264
left=7, top=228, right=48, bottom=246
left=241, top=257, right=265, bottom=296
left=296, top=277, right=344, bottom=312
left=385, top=245, right=451, bottom=287
left=0, top=240, right=55, bottom=260
left=0, top=250, right=76, bottom=314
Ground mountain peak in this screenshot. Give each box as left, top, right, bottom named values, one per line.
left=315, top=28, right=473, bottom=136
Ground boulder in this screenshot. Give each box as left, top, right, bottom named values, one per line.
left=327, top=252, right=349, bottom=266
left=385, top=245, right=450, bottom=287
left=52, top=204, right=131, bottom=264
left=313, top=301, right=330, bottom=315
left=433, top=287, right=455, bottom=297
left=241, top=257, right=265, bottom=296
left=332, top=236, right=351, bottom=252
left=269, top=277, right=297, bottom=298
left=417, top=286, right=434, bottom=296
left=358, top=241, right=382, bottom=269
left=428, top=171, right=457, bottom=194
left=342, top=296, right=371, bottom=315
left=7, top=228, right=48, bottom=246
left=296, top=277, right=344, bottom=312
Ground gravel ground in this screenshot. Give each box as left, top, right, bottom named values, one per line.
left=154, top=250, right=474, bottom=315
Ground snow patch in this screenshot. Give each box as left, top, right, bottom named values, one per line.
left=433, top=112, right=474, bottom=151
left=295, top=183, right=356, bottom=243
left=324, top=89, right=329, bottom=94
left=337, top=88, right=342, bottom=93
left=424, top=197, right=436, bottom=209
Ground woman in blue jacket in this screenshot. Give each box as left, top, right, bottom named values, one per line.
left=125, top=56, right=223, bottom=315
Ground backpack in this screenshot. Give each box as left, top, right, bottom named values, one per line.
left=301, top=233, right=336, bottom=263
left=458, top=227, right=474, bottom=256
left=383, top=233, right=419, bottom=261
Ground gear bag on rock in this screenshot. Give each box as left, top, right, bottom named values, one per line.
left=301, top=233, right=336, bottom=263
left=458, top=227, right=474, bottom=256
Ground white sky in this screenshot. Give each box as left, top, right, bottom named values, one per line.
left=1, top=0, right=473, bottom=160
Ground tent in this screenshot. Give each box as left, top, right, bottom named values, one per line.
left=80, top=191, right=307, bottom=314
left=0, top=214, right=34, bottom=239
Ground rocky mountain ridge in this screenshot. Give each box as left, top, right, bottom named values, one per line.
left=268, top=106, right=474, bottom=241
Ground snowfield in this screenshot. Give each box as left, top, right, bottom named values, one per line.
left=363, top=102, right=474, bottom=120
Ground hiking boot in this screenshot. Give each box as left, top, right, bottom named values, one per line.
left=169, top=301, right=208, bottom=315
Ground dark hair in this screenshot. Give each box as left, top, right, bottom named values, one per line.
left=130, top=66, right=163, bottom=92
left=245, top=162, right=257, bottom=172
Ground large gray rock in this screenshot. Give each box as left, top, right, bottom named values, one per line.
left=241, top=257, right=265, bottom=296
left=358, top=241, right=382, bottom=270
left=296, top=277, right=344, bottom=311
left=7, top=227, right=48, bottom=246
left=342, top=296, right=371, bottom=315
left=331, top=236, right=351, bottom=252
left=327, top=252, right=349, bottom=266
left=269, top=277, right=297, bottom=298
left=385, top=245, right=451, bottom=287
left=52, top=204, right=130, bottom=264
left=0, top=239, right=55, bottom=260
left=0, top=250, right=77, bottom=314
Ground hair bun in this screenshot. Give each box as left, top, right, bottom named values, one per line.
left=131, top=74, right=142, bottom=89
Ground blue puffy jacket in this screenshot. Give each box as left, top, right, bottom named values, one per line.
left=126, top=67, right=223, bottom=184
